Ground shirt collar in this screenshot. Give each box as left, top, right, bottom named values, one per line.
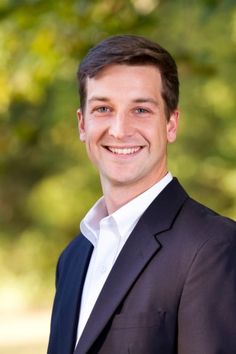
left=80, top=196, right=107, bottom=246
left=80, top=172, right=172, bottom=246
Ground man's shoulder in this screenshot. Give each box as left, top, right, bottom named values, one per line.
left=186, top=197, right=235, bottom=224
left=166, top=178, right=235, bottom=231
left=58, top=234, right=92, bottom=266
left=180, top=196, right=236, bottom=242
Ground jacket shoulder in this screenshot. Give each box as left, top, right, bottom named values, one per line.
left=180, top=197, right=236, bottom=243
left=56, top=234, right=92, bottom=281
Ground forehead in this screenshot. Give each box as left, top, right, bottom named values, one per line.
left=85, top=64, right=163, bottom=102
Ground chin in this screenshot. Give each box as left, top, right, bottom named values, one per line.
left=109, top=175, right=142, bottom=187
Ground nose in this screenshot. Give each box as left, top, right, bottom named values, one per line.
left=108, top=112, right=133, bottom=139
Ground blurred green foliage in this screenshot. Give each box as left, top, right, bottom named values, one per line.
left=0, top=0, right=236, bottom=309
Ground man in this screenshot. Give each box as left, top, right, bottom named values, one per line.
left=47, top=35, right=236, bottom=354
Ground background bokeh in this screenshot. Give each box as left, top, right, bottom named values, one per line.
left=0, top=0, right=236, bottom=352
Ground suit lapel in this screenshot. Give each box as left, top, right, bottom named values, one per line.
left=75, top=178, right=188, bottom=354
left=75, top=221, right=161, bottom=354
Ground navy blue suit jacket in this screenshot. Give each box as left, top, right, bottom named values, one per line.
left=47, top=178, right=236, bottom=354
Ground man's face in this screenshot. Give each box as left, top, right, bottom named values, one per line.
left=78, top=64, right=179, bottom=194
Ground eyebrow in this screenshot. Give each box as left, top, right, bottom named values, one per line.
left=88, top=96, right=110, bottom=104
left=132, top=98, right=159, bottom=106
left=88, top=96, right=159, bottom=106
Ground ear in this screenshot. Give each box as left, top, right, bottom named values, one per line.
left=77, top=109, right=86, bottom=142
left=166, top=110, right=179, bottom=143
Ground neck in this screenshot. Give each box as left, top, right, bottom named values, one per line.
left=103, top=186, right=138, bottom=214
left=101, top=171, right=168, bottom=215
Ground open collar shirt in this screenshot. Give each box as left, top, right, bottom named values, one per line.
left=76, top=172, right=173, bottom=344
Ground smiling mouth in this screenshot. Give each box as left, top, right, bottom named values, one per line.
left=105, top=146, right=142, bottom=155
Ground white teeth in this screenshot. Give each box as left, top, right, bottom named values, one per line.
left=108, top=147, right=140, bottom=155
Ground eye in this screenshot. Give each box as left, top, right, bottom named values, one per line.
left=96, top=106, right=111, bottom=113
left=135, top=107, right=150, bottom=114
left=90, top=105, right=112, bottom=116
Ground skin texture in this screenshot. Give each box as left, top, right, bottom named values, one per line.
left=77, top=64, right=179, bottom=213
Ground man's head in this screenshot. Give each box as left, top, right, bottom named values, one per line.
left=77, top=35, right=179, bottom=204
left=77, top=34, right=179, bottom=120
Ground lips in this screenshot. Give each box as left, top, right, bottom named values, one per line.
left=106, top=146, right=141, bottom=155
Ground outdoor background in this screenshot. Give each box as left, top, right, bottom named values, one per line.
left=1, top=0, right=236, bottom=353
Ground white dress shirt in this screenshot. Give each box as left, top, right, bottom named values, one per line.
left=76, top=172, right=173, bottom=344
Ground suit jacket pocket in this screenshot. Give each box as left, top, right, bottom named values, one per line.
left=111, top=310, right=165, bottom=329
left=98, top=310, right=167, bottom=354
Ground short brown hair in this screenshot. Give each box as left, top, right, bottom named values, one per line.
left=77, top=35, right=179, bottom=120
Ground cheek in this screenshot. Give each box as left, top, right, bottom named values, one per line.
left=84, top=128, right=101, bottom=158
left=85, top=140, right=99, bottom=166
left=148, top=126, right=167, bottom=145
left=86, top=118, right=105, bottom=135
